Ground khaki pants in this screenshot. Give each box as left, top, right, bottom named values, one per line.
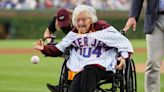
left=145, top=15, right=164, bottom=92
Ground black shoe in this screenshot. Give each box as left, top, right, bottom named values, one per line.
left=47, top=83, right=59, bottom=92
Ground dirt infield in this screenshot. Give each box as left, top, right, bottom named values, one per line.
left=0, top=48, right=38, bottom=54
left=0, top=48, right=164, bottom=73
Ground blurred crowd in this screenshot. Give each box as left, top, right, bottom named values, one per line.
left=0, top=0, right=131, bottom=11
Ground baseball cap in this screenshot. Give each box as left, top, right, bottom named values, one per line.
left=56, top=8, right=70, bottom=28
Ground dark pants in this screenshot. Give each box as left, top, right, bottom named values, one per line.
left=68, top=65, right=112, bottom=92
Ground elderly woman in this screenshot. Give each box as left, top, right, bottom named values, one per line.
left=34, top=4, right=133, bottom=92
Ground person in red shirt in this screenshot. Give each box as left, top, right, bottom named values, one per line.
left=44, top=8, right=73, bottom=38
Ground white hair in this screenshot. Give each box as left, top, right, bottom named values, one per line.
left=72, top=4, right=98, bottom=26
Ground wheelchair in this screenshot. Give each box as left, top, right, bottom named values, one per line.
left=56, top=57, right=137, bottom=92
left=44, top=33, right=137, bottom=92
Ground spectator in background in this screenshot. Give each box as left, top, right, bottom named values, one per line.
left=107, top=0, right=130, bottom=11
left=52, top=0, right=60, bottom=8
left=0, top=0, right=131, bottom=11
left=123, top=0, right=164, bottom=92
left=114, top=0, right=130, bottom=11
left=79, top=0, right=91, bottom=5
left=0, top=0, right=5, bottom=8
left=44, top=0, right=53, bottom=8
left=15, top=0, right=37, bottom=10
left=91, top=0, right=104, bottom=10
left=3, top=0, right=17, bottom=9
left=59, top=0, right=76, bottom=9
left=23, top=0, right=37, bottom=10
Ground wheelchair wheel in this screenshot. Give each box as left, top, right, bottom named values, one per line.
left=112, top=59, right=137, bottom=92
left=58, top=59, right=137, bottom=92
left=94, top=59, right=137, bottom=92
left=110, top=59, right=137, bottom=92
left=59, top=48, right=72, bottom=92
left=94, top=70, right=124, bottom=92
left=124, top=59, right=137, bottom=92
left=58, top=60, right=70, bottom=92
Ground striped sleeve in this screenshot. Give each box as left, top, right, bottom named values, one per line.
left=55, top=31, right=77, bottom=52
left=88, top=26, right=134, bottom=53
left=41, top=45, right=63, bottom=57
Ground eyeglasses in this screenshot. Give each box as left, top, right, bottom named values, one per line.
left=74, top=17, right=90, bottom=23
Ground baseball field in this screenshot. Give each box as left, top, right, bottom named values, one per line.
left=0, top=39, right=164, bottom=92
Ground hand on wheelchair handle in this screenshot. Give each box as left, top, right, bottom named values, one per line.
left=116, top=57, right=126, bottom=70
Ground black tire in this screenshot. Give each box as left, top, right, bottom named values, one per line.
left=58, top=60, right=70, bottom=92
left=125, top=59, right=137, bottom=92
left=58, top=59, right=137, bottom=92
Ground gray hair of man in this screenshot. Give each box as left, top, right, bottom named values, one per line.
left=72, top=4, right=98, bottom=26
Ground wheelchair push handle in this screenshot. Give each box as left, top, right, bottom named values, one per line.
left=119, top=29, right=126, bottom=36
left=43, top=35, right=57, bottom=45
left=43, top=35, right=56, bottom=41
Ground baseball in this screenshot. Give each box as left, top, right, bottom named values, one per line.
left=31, top=55, right=40, bottom=64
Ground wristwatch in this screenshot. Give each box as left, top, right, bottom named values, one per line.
left=121, top=51, right=129, bottom=59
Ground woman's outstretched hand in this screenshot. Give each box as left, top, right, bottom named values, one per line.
left=33, top=39, right=44, bottom=51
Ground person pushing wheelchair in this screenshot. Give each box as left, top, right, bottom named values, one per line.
left=34, top=4, right=134, bottom=92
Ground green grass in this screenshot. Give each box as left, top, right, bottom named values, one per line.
left=130, top=39, right=146, bottom=48
left=0, top=39, right=164, bottom=92
left=0, top=39, right=35, bottom=48
left=132, top=53, right=147, bottom=63
left=0, top=54, right=64, bottom=92
left=130, top=39, right=147, bottom=63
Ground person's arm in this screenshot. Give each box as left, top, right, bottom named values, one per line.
left=34, top=31, right=76, bottom=57
left=41, top=45, right=63, bottom=57
left=130, top=0, right=144, bottom=21
left=44, top=28, right=53, bottom=38
left=123, top=0, right=144, bottom=32
left=43, top=16, right=57, bottom=38
left=33, top=39, right=63, bottom=57
left=48, top=17, right=57, bottom=33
